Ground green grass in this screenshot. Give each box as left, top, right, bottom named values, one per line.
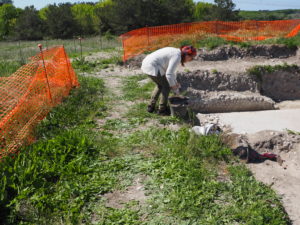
left=258, top=33, right=300, bottom=49
left=0, top=36, right=121, bottom=63
left=72, top=55, right=123, bottom=73
left=114, top=128, right=290, bottom=224
left=122, top=75, right=155, bottom=101
left=196, top=36, right=229, bottom=50
left=0, top=61, right=22, bottom=77
left=36, top=76, right=107, bottom=139
left=0, top=75, right=113, bottom=224
left=126, top=102, right=183, bottom=126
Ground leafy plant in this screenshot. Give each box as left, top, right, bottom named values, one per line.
left=211, top=69, right=218, bottom=74
left=36, top=75, right=107, bottom=139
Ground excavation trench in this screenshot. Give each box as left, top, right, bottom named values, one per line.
left=177, top=67, right=300, bottom=114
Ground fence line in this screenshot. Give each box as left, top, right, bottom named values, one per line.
left=120, top=19, right=300, bottom=61
left=0, top=46, right=79, bottom=158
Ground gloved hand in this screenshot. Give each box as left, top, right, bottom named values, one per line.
left=173, top=88, right=180, bottom=95
left=171, top=83, right=181, bottom=95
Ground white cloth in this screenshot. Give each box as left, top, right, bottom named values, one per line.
left=191, top=124, right=221, bottom=136
left=141, top=47, right=181, bottom=87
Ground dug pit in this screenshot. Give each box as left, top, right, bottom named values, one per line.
left=177, top=66, right=300, bottom=113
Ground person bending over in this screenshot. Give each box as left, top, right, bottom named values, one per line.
left=141, top=45, right=197, bottom=115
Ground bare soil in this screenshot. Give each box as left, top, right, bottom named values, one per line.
left=104, top=175, right=148, bottom=209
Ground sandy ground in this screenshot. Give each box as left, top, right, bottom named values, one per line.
left=87, top=49, right=300, bottom=224
left=247, top=145, right=300, bottom=225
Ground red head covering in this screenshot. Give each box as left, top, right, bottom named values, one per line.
left=180, top=45, right=197, bottom=57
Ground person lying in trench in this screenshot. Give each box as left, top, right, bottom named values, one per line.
left=141, top=45, right=197, bottom=116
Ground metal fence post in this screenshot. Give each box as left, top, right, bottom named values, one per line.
left=147, top=25, right=150, bottom=47
left=38, top=44, right=52, bottom=103
left=18, top=41, right=25, bottom=65
left=62, top=45, right=73, bottom=88
left=79, top=37, right=83, bottom=60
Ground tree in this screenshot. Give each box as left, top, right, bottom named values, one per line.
left=45, top=3, right=78, bottom=39
left=0, top=0, right=13, bottom=6
left=14, top=6, right=45, bottom=40
left=95, top=0, right=195, bottom=34
left=38, top=6, right=49, bottom=21
left=160, top=0, right=195, bottom=24
left=212, top=0, right=240, bottom=21
left=71, top=3, right=97, bottom=35
left=0, top=3, right=19, bottom=39
left=194, top=2, right=215, bottom=21
left=94, top=0, right=114, bottom=33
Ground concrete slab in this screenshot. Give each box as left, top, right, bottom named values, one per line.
left=214, top=109, right=300, bottom=134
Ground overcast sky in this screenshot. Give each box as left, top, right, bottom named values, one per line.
left=12, top=0, right=300, bottom=11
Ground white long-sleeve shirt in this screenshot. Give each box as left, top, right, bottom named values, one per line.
left=141, top=47, right=181, bottom=87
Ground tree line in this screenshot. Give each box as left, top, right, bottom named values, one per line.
left=0, top=0, right=298, bottom=41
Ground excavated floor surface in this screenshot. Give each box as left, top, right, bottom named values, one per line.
left=198, top=102, right=300, bottom=134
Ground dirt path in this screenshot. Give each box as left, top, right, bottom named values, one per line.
left=84, top=61, right=181, bottom=211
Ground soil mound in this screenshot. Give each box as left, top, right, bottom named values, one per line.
left=246, top=130, right=300, bottom=153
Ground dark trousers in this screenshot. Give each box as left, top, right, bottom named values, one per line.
left=148, top=74, right=170, bottom=110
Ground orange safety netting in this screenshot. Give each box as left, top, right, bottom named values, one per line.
left=0, top=46, right=79, bottom=158
left=120, top=19, right=300, bottom=61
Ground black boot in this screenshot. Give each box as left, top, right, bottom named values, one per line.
left=147, top=104, right=156, bottom=113
left=157, top=107, right=170, bottom=116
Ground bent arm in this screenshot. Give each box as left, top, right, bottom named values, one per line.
left=165, top=56, right=181, bottom=87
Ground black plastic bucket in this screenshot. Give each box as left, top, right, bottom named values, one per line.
left=169, top=96, right=189, bottom=118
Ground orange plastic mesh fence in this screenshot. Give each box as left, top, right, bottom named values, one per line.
left=120, top=19, right=300, bottom=61
left=0, top=46, right=79, bottom=158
